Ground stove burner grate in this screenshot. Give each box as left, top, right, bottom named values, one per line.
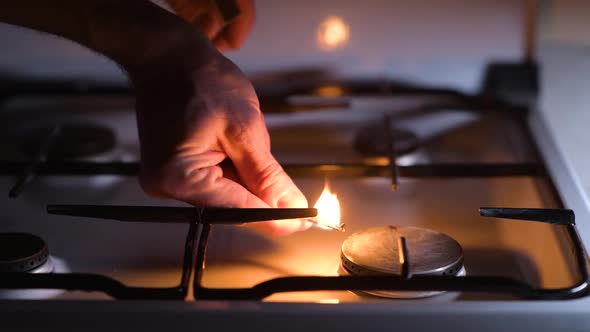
left=0, top=84, right=588, bottom=301
left=354, top=126, right=419, bottom=157
left=0, top=208, right=587, bottom=299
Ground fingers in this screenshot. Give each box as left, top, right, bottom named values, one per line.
left=140, top=153, right=309, bottom=236
left=212, top=0, right=255, bottom=50
left=227, top=151, right=312, bottom=234
left=140, top=152, right=263, bottom=208
left=246, top=217, right=311, bottom=236
left=167, top=0, right=255, bottom=50
left=193, top=12, right=224, bottom=40
left=167, top=0, right=224, bottom=40
left=215, top=95, right=311, bottom=234
left=220, top=100, right=310, bottom=219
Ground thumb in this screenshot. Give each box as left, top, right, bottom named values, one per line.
left=230, top=150, right=312, bottom=235
left=221, top=108, right=307, bottom=209
left=238, top=150, right=308, bottom=209
left=221, top=105, right=311, bottom=234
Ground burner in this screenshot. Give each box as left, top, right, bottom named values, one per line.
left=0, top=233, right=67, bottom=300
left=21, top=123, right=116, bottom=160
left=0, top=233, right=52, bottom=273
left=354, top=125, right=419, bottom=157
left=340, top=226, right=464, bottom=298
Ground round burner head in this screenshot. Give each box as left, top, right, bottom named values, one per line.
left=354, top=125, right=419, bottom=157
left=0, top=233, right=49, bottom=273
left=21, top=124, right=116, bottom=160
left=342, top=226, right=463, bottom=276
left=341, top=226, right=464, bottom=298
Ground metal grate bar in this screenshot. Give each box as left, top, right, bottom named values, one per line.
left=0, top=161, right=544, bottom=178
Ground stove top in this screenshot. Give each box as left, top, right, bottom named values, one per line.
left=0, top=81, right=588, bottom=303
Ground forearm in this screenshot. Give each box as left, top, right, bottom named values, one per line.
left=0, top=0, right=214, bottom=70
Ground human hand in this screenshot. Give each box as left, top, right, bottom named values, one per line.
left=128, top=31, right=309, bottom=236
left=165, top=0, right=255, bottom=51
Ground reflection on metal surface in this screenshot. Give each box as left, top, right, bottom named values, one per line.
left=317, top=16, right=350, bottom=51
left=317, top=298, right=340, bottom=304
left=314, top=85, right=345, bottom=97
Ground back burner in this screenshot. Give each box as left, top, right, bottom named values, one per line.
left=21, top=123, right=116, bottom=160
left=354, top=125, right=419, bottom=157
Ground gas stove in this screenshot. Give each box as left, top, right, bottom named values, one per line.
left=0, top=78, right=589, bottom=330
left=1, top=0, right=589, bottom=328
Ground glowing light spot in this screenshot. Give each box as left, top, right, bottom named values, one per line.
left=317, top=16, right=350, bottom=51
left=314, top=85, right=345, bottom=97
left=317, top=298, right=340, bottom=304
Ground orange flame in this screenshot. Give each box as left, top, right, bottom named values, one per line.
left=313, top=183, right=342, bottom=230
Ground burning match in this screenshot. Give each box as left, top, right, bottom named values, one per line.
left=309, top=181, right=345, bottom=232
left=305, top=218, right=346, bottom=232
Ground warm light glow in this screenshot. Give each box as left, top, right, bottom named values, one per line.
left=313, top=182, right=342, bottom=230
left=317, top=298, right=340, bottom=304
left=314, top=85, right=345, bottom=97
left=317, top=16, right=350, bottom=51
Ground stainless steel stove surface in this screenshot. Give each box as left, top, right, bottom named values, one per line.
left=0, top=86, right=586, bottom=306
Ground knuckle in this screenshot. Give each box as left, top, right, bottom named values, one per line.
left=224, top=103, right=263, bottom=145
left=139, top=159, right=222, bottom=203
left=255, top=159, right=284, bottom=196
left=186, top=166, right=222, bottom=194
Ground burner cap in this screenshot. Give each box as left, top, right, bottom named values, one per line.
left=21, top=124, right=116, bottom=159
left=341, top=226, right=464, bottom=298
left=0, top=233, right=49, bottom=273
left=354, top=125, right=419, bottom=157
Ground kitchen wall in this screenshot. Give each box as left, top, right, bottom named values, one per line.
left=539, top=0, right=590, bottom=47
left=228, top=0, right=525, bottom=92
left=0, top=0, right=526, bottom=92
